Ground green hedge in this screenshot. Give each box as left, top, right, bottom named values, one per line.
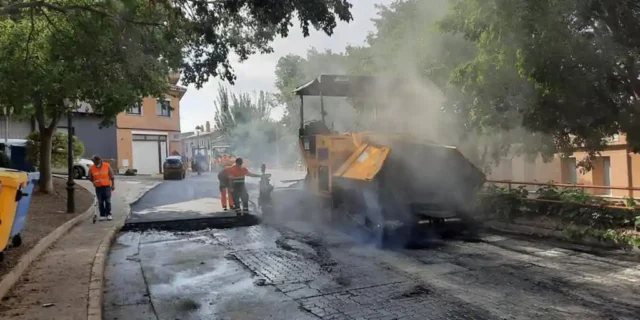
left=477, top=184, right=640, bottom=249
left=0, top=151, right=11, bottom=168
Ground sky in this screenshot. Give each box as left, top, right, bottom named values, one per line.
left=178, top=0, right=393, bottom=133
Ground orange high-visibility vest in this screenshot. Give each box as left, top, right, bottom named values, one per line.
left=90, top=163, right=112, bottom=187
left=225, top=165, right=249, bottom=184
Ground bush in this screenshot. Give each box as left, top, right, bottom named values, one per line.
left=477, top=185, right=528, bottom=221
left=26, top=131, right=85, bottom=168
left=0, top=151, right=11, bottom=168
left=477, top=182, right=640, bottom=248
left=479, top=183, right=638, bottom=229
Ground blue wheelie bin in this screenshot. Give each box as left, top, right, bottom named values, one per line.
left=9, top=171, right=39, bottom=248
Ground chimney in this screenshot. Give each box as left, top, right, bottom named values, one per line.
left=205, top=121, right=211, bottom=132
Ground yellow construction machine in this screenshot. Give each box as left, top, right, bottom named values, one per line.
left=280, top=75, right=486, bottom=246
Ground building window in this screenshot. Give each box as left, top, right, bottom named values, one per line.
left=127, top=103, right=142, bottom=115
left=156, top=99, right=171, bottom=117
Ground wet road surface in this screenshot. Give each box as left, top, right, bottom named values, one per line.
left=105, top=220, right=640, bottom=320
left=106, top=169, right=640, bottom=319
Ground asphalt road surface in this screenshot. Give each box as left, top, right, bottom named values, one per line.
left=127, top=169, right=304, bottom=223
left=105, top=172, right=640, bottom=320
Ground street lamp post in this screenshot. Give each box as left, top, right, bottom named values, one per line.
left=65, top=100, right=75, bottom=213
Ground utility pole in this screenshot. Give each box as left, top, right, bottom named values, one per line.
left=66, top=100, right=75, bottom=213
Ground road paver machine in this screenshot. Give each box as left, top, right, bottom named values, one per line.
left=290, top=75, right=486, bottom=245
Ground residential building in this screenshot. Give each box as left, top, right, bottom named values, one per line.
left=0, top=76, right=186, bottom=175
left=180, top=122, right=220, bottom=158
left=55, top=102, right=118, bottom=162
left=1, top=103, right=117, bottom=163
left=487, top=134, right=640, bottom=198
left=116, top=78, right=187, bottom=174
left=0, top=116, right=34, bottom=140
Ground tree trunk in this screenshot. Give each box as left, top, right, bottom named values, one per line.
left=34, top=97, right=61, bottom=194
left=38, top=131, right=54, bottom=193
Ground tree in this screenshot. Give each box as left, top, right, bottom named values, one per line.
left=214, top=85, right=273, bottom=133
left=272, top=0, right=640, bottom=169
left=338, top=0, right=512, bottom=166
left=213, top=85, right=286, bottom=164
left=339, top=0, right=482, bottom=145
left=0, top=0, right=355, bottom=88
left=0, top=0, right=354, bottom=192
left=0, top=2, right=175, bottom=192
left=439, top=0, right=640, bottom=167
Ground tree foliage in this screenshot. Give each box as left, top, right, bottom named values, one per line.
left=26, top=130, right=85, bottom=168
left=439, top=0, right=640, bottom=166
left=213, top=85, right=273, bottom=134
left=0, top=0, right=354, bottom=191
left=273, top=0, right=640, bottom=170
left=0, top=152, right=11, bottom=168
left=0, top=0, right=176, bottom=191
left=213, top=85, right=287, bottom=164
left=0, top=0, right=354, bottom=88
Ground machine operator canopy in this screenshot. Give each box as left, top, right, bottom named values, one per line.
left=293, top=74, right=406, bottom=97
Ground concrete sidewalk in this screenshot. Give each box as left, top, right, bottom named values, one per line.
left=0, top=179, right=158, bottom=320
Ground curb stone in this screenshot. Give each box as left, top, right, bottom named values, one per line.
left=0, top=177, right=97, bottom=301
left=86, top=182, right=160, bottom=320
left=486, top=221, right=640, bottom=254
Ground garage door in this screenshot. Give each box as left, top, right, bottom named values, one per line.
left=133, top=140, right=160, bottom=175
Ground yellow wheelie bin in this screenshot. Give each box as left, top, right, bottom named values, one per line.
left=0, top=169, right=28, bottom=262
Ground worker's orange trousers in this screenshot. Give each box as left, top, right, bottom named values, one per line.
left=220, top=185, right=234, bottom=209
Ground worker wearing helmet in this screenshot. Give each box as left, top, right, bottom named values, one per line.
left=224, top=157, right=262, bottom=216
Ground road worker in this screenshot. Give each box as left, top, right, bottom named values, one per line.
left=225, top=157, right=263, bottom=216
left=88, top=155, right=115, bottom=221
left=217, top=164, right=235, bottom=211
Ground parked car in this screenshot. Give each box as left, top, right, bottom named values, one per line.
left=163, top=156, right=186, bottom=180
left=73, top=158, right=94, bottom=179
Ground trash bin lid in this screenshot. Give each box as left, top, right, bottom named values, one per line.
left=0, top=168, right=28, bottom=187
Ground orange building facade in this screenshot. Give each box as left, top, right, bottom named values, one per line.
left=116, top=83, right=187, bottom=175
left=487, top=134, right=640, bottom=198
